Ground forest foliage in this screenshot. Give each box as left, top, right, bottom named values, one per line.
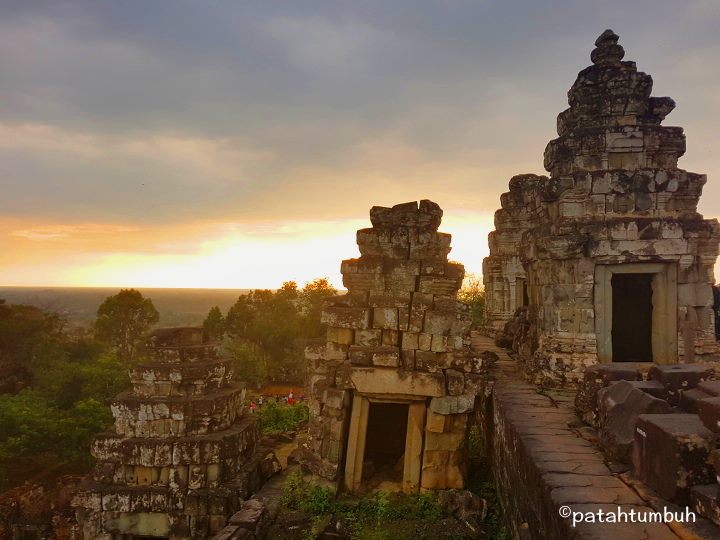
left=0, top=294, right=142, bottom=489
left=0, top=276, right=484, bottom=490
left=204, top=278, right=337, bottom=387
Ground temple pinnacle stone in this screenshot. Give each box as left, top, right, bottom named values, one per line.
left=595, top=28, right=619, bottom=46
left=591, top=28, right=624, bottom=65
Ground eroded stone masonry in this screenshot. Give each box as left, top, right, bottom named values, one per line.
left=484, top=29, right=720, bottom=385
left=73, top=328, right=271, bottom=539
left=298, top=200, right=479, bottom=492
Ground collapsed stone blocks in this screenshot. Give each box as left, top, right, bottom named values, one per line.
left=574, top=363, right=643, bottom=425
left=597, top=380, right=673, bottom=463
left=633, top=414, right=716, bottom=504
left=73, top=327, right=269, bottom=539
left=300, top=200, right=478, bottom=492
left=697, top=397, right=720, bottom=434
left=483, top=29, right=720, bottom=386
left=649, top=364, right=715, bottom=405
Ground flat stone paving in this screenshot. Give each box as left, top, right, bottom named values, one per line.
left=471, top=334, right=682, bottom=539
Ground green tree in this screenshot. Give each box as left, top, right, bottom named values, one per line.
left=459, top=273, right=486, bottom=329
left=203, top=306, right=226, bottom=340
left=0, top=300, right=66, bottom=392
left=0, top=300, right=129, bottom=489
left=298, top=278, right=337, bottom=338
left=225, top=341, right=268, bottom=388
left=222, top=278, right=338, bottom=387
left=224, top=285, right=302, bottom=385
left=225, top=294, right=254, bottom=338
left=95, top=289, right=159, bottom=362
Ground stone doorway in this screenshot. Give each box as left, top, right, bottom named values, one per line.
left=343, top=395, right=426, bottom=493
left=594, top=263, right=678, bottom=364
left=363, top=402, right=409, bottom=485
left=611, top=273, right=654, bottom=361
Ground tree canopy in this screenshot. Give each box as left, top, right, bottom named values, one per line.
left=208, top=278, right=337, bottom=387
left=95, top=288, right=159, bottom=363
left=0, top=298, right=130, bottom=489
left=458, top=273, right=486, bottom=329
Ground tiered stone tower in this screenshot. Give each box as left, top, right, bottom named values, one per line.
left=74, top=327, right=260, bottom=539
left=300, top=201, right=481, bottom=492
left=484, top=30, right=720, bottom=385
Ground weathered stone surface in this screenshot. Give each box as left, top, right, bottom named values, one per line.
left=679, top=387, right=712, bottom=413
left=691, top=484, right=720, bottom=527
left=350, top=367, right=445, bottom=397
left=575, top=364, right=643, bottom=425
left=697, top=396, right=720, bottom=433
left=304, top=200, right=475, bottom=492
left=320, top=307, right=371, bottom=330
left=483, top=28, right=720, bottom=385
left=445, top=369, right=464, bottom=396
left=698, top=380, right=720, bottom=396
left=429, top=394, right=475, bottom=415
left=597, top=380, right=673, bottom=463
left=649, top=364, right=715, bottom=391
left=74, top=328, right=263, bottom=539
left=633, top=413, right=716, bottom=504
left=626, top=380, right=667, bottom=400
left=474, top=334, right=679, bottom=540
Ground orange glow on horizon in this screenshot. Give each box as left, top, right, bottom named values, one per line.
left=0, top=211, right=496, bottom=289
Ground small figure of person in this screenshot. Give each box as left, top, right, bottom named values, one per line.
left=258, top=395, right=264, bottom=407
left=250, top=401, right=257, bottom=413
left=288, top=391, right=295, bottom=406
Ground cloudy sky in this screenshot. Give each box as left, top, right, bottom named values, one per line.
left=1, top=0, right=719, bottom=288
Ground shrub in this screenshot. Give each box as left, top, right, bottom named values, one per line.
left=258, top=401, right=308, bottom=433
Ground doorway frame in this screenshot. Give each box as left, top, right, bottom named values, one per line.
left=343, top=393, right=426, bottom=493
left=594, top=262, right=677, bottom=363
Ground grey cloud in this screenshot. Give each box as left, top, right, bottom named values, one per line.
left=1, top=0, right=719, bottom=223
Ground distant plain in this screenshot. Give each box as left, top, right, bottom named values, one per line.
left=0, top=287, right=252, bottom=326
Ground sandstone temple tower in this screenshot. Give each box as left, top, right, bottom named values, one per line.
left=483, top=30, right=720, bottom=385
left=299, top=200, right=480, bottom=492
left=73, top=327, right=259, bottom=539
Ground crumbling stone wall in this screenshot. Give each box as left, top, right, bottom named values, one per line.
left=0, top=475, right=82, bottom=539
left=484, top=30, right=720, bottom=385
left=300, top=200, right=481, bottom=491
left=73, top=327, right=261, bottom=539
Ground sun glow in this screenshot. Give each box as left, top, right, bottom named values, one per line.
left=0, top=212, right=495, bottom=289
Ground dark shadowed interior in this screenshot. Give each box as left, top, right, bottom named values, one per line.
left=612, top=273, right=654, bottom=362
left=362, top=402, right=409, bottom=481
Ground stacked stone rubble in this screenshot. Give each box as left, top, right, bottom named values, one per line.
left=573, top=362, right=720, bottom=512
left=484, top=30, right=720, bottom=385
left=73, top=327, right=260, bottom=539
left=302, top=200, right=480, bottom=490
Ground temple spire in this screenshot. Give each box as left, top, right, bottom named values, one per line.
left=591, top=29, right=625, bottom=65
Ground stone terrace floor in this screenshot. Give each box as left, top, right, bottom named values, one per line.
left=470, top=333, right=720, bottom=539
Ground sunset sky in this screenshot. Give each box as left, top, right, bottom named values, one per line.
left=1, top=0, right=719, bottom=289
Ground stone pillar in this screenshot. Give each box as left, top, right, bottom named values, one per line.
left=300, top=200, right=482, bottom=492
left=73, top=327, right=260, bottom=539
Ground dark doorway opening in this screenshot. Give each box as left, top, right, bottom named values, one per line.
left=362, top=402, right=408, bottom=484
left=612, top=273, right=653, bottom=362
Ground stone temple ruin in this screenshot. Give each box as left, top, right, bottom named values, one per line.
left=483, top=29, right=720, bottom=385
left=73, top=327, right=276, bottom=539
left=298, top=200, right=478, bottom=492
left=56, top=29, right=720, bottom=540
